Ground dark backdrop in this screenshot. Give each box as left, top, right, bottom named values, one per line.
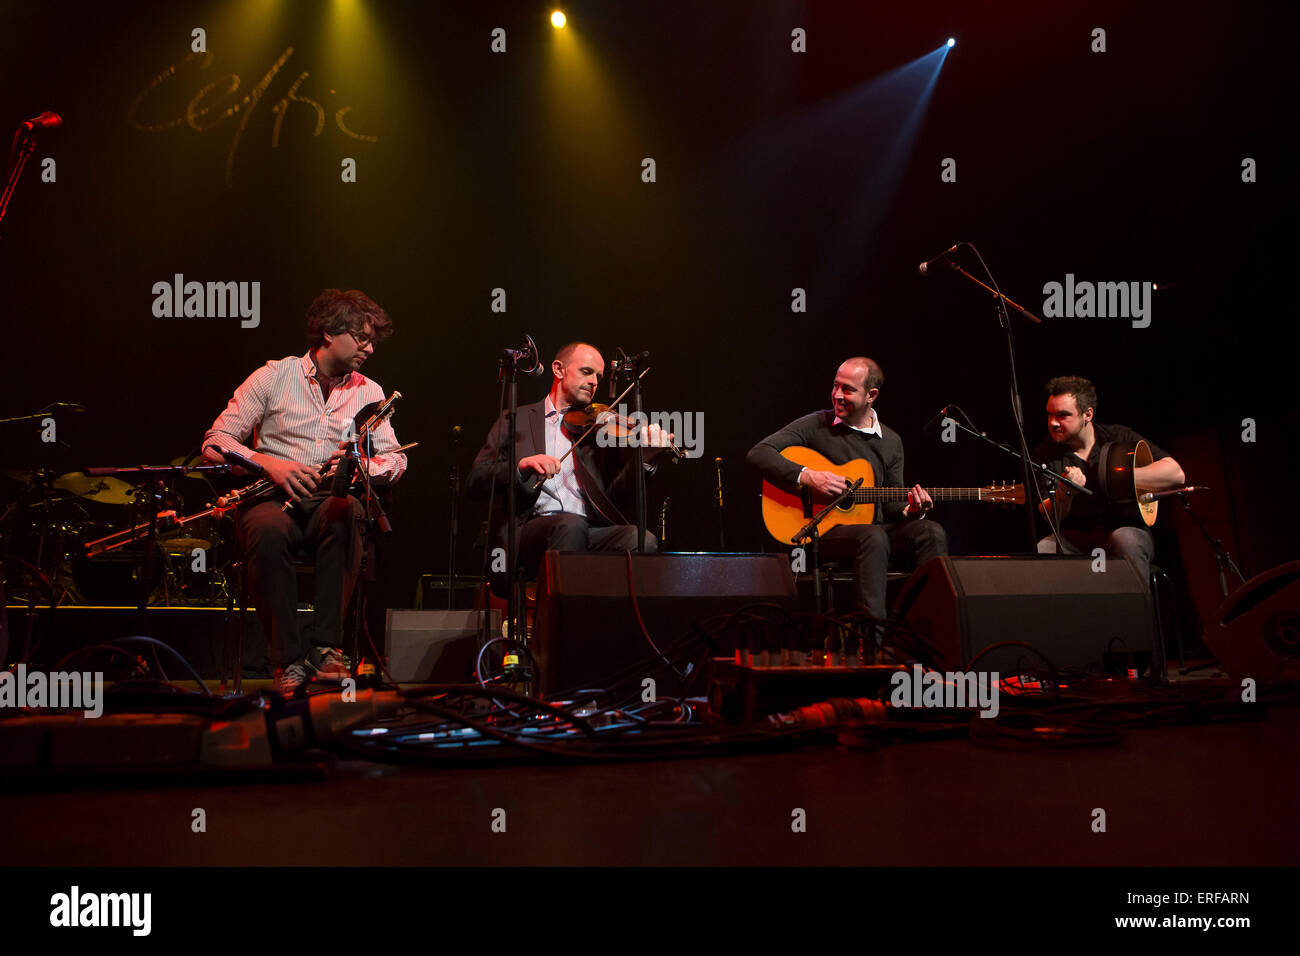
left=3, top=0, right=1295, bottom=633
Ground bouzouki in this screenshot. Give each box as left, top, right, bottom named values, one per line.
left=761, top=446, right=1024, bottom=544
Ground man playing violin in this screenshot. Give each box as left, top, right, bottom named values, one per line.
left=203, top=289, right=407, bottom=694
left=469, top=341, right=673, bottom=574
left=746, top=356, right=947, bottom=626
left=1033, top=376, right=1183, bottom=582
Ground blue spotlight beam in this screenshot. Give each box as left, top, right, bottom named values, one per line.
left=815, top=43, right=952, bottom=299
left=727, top=44, right=952, bottom=295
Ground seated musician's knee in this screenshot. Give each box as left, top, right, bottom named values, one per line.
left=544, top=513, right=590, bottom=550
left=318, top=494, right=363, bottom=528
left=599, top=524, right=653, bottom=552
left=827, top=523, right=888, bottom=554
left=1108, top=526, right=1153, bottom=560
left=913, top=519, right=948, bottom=555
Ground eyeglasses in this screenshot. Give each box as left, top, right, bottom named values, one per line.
left=346, top=329, right=374, bottom=348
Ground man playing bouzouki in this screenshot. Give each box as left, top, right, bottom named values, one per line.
left=1033, top=375, right=1184, bottom=582
left=746, top=356, right=947, bottom=624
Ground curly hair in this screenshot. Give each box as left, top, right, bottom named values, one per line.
left=1045, top=375, right=1097, bottom=415
left=305, top=289, right=393, bottom=349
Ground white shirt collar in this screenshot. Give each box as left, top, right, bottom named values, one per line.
left=834, top=408, right=882, bottom=437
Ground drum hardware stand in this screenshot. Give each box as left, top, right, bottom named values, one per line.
left=82, top=463, right=232, bottom=637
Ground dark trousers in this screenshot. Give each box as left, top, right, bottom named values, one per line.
left=236, top=495, right=364, bottom=668
left=517, top=513, right=658, bottom=575
left=1038, top=525, right=1154, bottom=583
left=818, top=519, right=949, bottom=621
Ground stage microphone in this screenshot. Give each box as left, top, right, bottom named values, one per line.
left=451, top=424, right=461, bottom=442
left=917, top=244, right=960, bottom=276
left=209, top=445, right=266, bottom=476
left=922, top=405, right=952, bottom=435
left=608, top=358, right=621, bottom=400
left=20, top=111, right=62, bottom=131
left=714, top=457, right=724, bottom=507
left=1139, top=485, right=1209, bottom=504
left=522, top=333, right=546, bottom=377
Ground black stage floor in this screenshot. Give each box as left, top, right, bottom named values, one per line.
left=5, top=696, right=1296, bottom=868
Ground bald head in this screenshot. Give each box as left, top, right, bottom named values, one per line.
left=831, top=356, right=884, bottom=427
left=840, top=356, right=884, bottom=392
left=551, top=342, right=605, bottom=408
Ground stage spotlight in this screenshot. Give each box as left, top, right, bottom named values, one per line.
left=947, top=38, right=956, bottom=48
left=552, top=10, right=566, bottom=28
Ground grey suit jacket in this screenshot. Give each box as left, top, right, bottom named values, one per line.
left=468, top=399, right=640, bottom=551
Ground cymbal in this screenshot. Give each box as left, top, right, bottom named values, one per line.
left=2, top=467, right=59, bottom=485
left=53, top=471, right=136, bottom=504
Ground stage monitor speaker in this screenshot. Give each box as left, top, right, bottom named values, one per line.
left=895, top=555, right=1158, bottom=676
left=385, top=609, right=499, bottom=682
left=1204, top=560, right=1300, bottom=682
left=534, top=551, right=797, bottom=698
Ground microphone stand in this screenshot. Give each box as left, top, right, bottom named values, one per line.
left=715, top=458, right=727, bottom=550
left=477, top=337, right=543, bottom=673
left=0, top=127, right=37, bottom=233
left=448, top=427, right=461, bottom=610
left=1178, top=492, right=1246, bottom=600
left=929, top=247, right=1047, bottom=551
left=792, top=479, right=864, bottom=660
left=498, top=343, right=535, bottom=649
left=627, top=351, right=649, bottom=553
left=350, top=437, right=388, bottom=682
left=936, top=406, right=1087, bottom=556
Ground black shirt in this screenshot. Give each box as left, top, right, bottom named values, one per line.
left=1032, top=422, right=1170, bottom=531
left=746, top=410, right=908, bottom=524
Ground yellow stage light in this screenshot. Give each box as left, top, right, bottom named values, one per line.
left=551, top=10, right=566, bottom=28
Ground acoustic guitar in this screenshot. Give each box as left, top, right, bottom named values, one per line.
left=761, top=446, right=1024, bottom=544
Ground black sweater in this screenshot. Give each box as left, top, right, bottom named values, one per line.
left=746, top=410, right=908, bottom=524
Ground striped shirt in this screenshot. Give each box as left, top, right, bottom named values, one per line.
left=536, top=397, right=587, bottom=518
left=204, top=352, right=407, bottom=480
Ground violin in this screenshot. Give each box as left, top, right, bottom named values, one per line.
left=561, top=403, right=686, bottom=460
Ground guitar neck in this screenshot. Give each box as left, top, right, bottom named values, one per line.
left=848, top=488, right=989, bottom=501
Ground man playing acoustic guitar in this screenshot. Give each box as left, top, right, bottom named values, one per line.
left=1033, top=375, right=1184, bottom=582
left=747, top=356, right=947, bottom=625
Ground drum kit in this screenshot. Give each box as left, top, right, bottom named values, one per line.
left=1, top=452, right=235, bottom=609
